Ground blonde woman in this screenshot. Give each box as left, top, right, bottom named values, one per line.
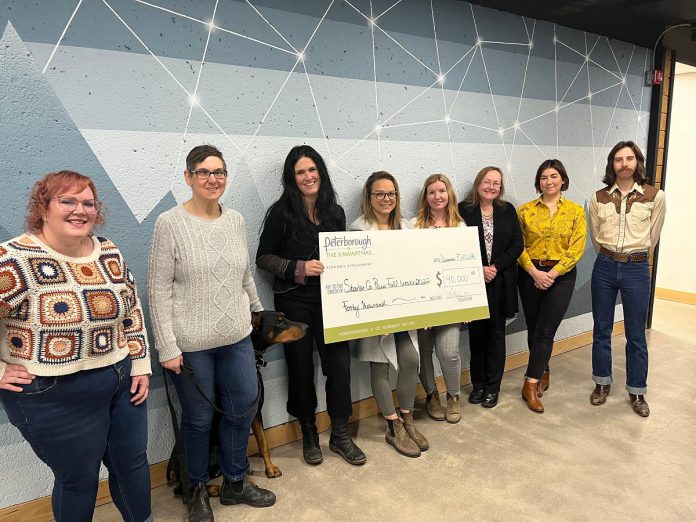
left=349, top=171, right=427, bottom=458
left=412, top=174, right=465, bottom=423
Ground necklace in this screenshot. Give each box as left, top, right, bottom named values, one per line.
left=481, top=208, right=493, bottom=220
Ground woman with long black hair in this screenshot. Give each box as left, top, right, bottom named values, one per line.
left=256, top=145, right=366, bottom=467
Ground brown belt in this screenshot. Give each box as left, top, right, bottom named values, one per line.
left=599, top=247, right=648, bottom=263
left=531, top=259, right=559, bottom=268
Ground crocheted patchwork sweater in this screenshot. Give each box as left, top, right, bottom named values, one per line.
left=0, top=234, right=152, bottom=379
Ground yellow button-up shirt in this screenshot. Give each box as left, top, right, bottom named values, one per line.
left=517, top=195, right=587, bottom=276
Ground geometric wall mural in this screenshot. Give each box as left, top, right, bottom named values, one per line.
left=0, top=0, right=650, bottom=507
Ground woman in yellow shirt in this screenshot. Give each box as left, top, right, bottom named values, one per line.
left=517, top=159, right=586, bottom=413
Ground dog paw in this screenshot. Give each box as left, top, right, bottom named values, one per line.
left=265, top=465, right=283, bottom=479
left=207, top=485, right=221, bottom=497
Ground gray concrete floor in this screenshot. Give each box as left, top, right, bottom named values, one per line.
left=95, top=299, right=696, bottom=521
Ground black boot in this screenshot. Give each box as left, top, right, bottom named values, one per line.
left=188, top=482, right=214, bottom=522
left=299, top=416, right=323, bottom=465
left=220, top=476, right=276, bottom=508
left=329, top=417, right=367, bottom=465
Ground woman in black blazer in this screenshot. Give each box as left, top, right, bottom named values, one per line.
left=458, top=166, right=523, bottom=408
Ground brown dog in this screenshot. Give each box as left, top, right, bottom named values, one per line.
left=167, top=311, right=307, bottom=499
left=249, top=310, right=308, bottom=479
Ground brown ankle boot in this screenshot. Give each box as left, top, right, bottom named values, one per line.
left=425, top=391, right=446, bottom=421
left=385, top=418, right=421, bottom=458
left=401, top=411, right=429, bottom=451
left=445, top=393, right=461, bottom=424
left=522, top=379, right=544, bottom=413
left=538, top=371, right=550, bottom=397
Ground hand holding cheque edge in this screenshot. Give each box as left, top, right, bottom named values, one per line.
left=305, top=259, right=325, bottom=276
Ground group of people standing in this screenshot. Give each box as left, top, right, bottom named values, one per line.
left=0, top=139, right=664, bottom=522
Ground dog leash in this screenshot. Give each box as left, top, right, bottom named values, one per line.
left=179, top=363, right=261, bottom=419
left=163, top=368, right=192, bottom=503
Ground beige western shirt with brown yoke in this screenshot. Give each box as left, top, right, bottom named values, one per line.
left=589, top=182, right=666, bottom=255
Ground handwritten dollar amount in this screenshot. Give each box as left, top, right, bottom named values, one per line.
left=436, top=268, right=480, bottom=287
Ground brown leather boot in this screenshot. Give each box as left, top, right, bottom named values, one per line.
left=385, top=418, right=421, bottom=458
left=629, top=394, right=650, bottom=417
left=538, top=370, right=550, bottom=397
left=590, top=384, right=611, bottom=405
left=401, top=411, right=429, bottom=451
left=521, top=379, right=544, bottom=413
left=445, top=393, right=461, bottom=424
left=425, top=391, right=446, bottom=421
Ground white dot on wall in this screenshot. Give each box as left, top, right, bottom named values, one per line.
left=375, top=124, right=382, bottom=133
left=189, top=94, right=200, bottom=106
left=444, top=114, right=450, bottom=123
left=622, top=76, right=627, bottom=84
left=553, top=35, right=557, bottom=44
left=476, top=37, right=482, bottom=45
left=528, top=40, right=533, bottom=48
left=437, top=74, right=445, bottom=84
left=588, top=91, right=593, bottom=99
left=368, top=18, right=375, bottom=27
left=514, top=121, right=520, bottom=129
left=497, top=127, right=505, bottom=137
left=207, top=19, right=215, bottom=30
left=554, top=105, right=560, bottom=113
left=297, top=52, right=305, bottom=61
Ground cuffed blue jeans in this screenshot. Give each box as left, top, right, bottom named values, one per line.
left=0, top=356, right=151, bottom=522
left=591, top=254, right=651, bottom=394
left=169, top=336, right=258, bottom=485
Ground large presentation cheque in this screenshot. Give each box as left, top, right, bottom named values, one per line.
left=319, top=227, right=490, bottom=343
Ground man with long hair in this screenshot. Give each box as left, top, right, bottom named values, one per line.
left=588, top=141, right=666, bottom=417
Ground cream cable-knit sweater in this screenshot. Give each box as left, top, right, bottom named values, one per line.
left=147, top=205, right=262, bottom=362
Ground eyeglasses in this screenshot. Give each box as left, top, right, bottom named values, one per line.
left=481, top=181, right=502, bottom=188
left=51, top=196, right=100, bottom=214
left=371, top=191, right=398, bottom=201
left=191, top=169, right=227, bottom=180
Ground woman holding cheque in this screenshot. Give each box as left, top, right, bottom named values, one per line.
left=412, top=174, right=466, bottom=423
left=256, top=145, right=366, bottom=467
left=349, top=171, right=427, bottom=458
left=516, top=159, right=586, bottom=413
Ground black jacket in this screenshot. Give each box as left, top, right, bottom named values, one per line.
left=256, top=203, right=346, bottom=295
left=458, top=200, right=523, bottom=319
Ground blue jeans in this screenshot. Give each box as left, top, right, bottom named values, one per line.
left=591, top=254, right=651, bottom=394
left=169, top=336, right=258, bottom=484
left=0, top=357, right=151, bottom=522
